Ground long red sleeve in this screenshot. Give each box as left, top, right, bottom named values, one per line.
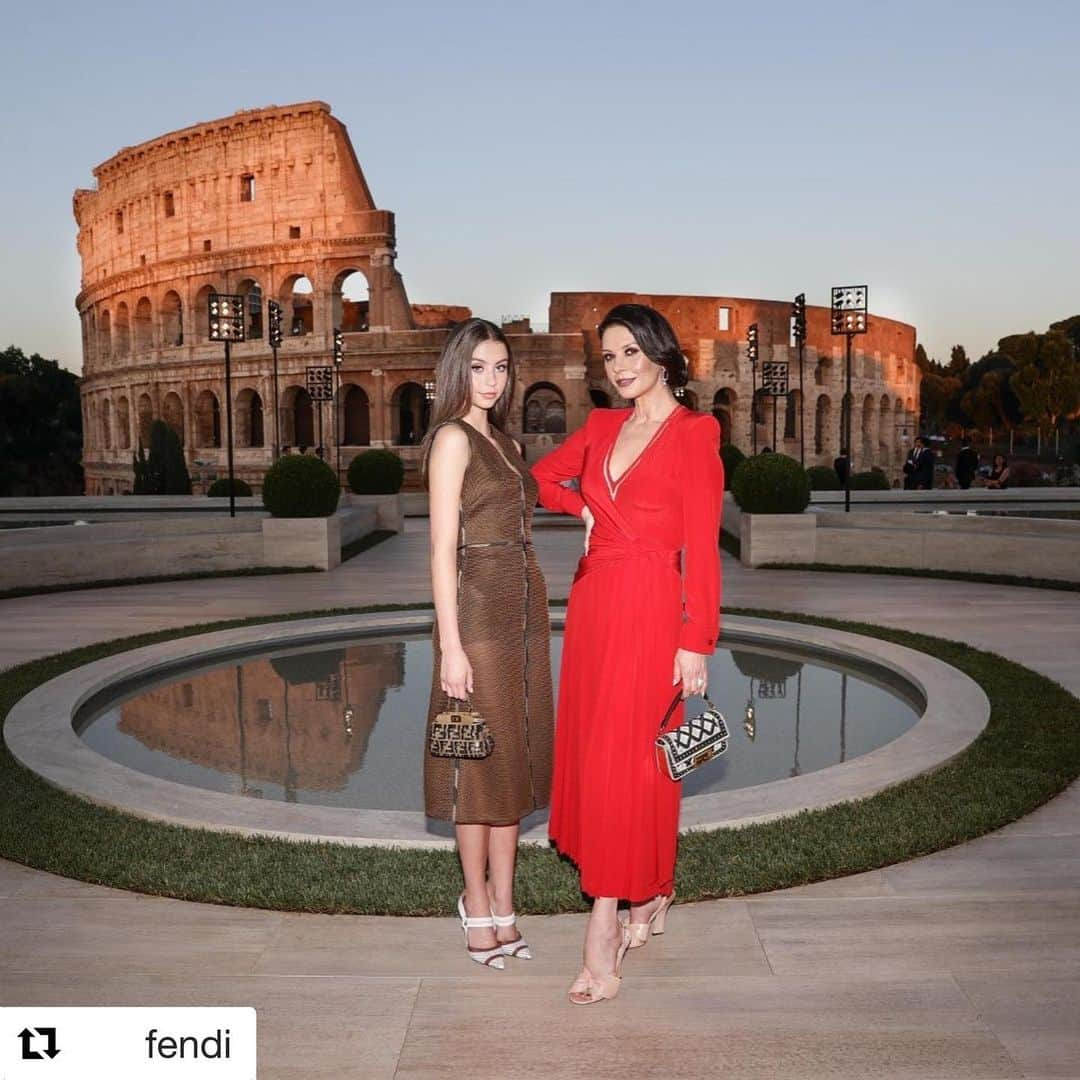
left=677, top=413, right=724, bottom=653
left=530, top=413, right=591, bottom=518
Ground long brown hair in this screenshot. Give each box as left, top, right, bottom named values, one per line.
left=420, top=317, right=516, bottom=486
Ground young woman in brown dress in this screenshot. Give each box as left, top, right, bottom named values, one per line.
left=421, top=318, right=555, bottom=970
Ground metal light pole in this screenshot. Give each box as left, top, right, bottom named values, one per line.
left=268, top=299, right=283, bottom=461
left=208, top=292, right=245, bottom=517
left=830, top=285, right=869, bottom=513
left=762, top=358, right=789, bottom=452
left=747, top=322, right=759, bottom=455
left=792, top=293, right=807, bottom=466
left=333, top=327, right=345, bottom=485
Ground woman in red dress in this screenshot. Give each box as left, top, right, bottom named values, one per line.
left=532, top=303, right=725, bottom=1004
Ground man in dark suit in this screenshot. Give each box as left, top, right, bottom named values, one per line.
left=955, top=437, right=979, bottom=489
left=913, top=436, right=936, bottom=489
left=902, top=440, right=920, bottom=490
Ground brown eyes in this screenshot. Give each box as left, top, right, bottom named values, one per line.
left=602, top=348, right=638, bottom=362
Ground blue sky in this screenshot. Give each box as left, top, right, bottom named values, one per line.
left=1, top=0, right=1077, bottom=374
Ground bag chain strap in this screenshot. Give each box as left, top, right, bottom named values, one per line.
left=658, top=688, right=714, bottom=734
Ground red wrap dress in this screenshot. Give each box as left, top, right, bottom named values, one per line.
left=531, top=405, right=724, bottom=901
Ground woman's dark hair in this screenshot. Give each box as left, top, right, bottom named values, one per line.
left=597, top=304, right=688, bottom=389
left=419, top=317, right=515, bottom=485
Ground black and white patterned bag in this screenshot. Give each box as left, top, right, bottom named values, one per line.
left=655, top=690, right=729, bottom=781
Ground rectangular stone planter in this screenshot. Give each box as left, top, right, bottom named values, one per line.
left=740, top=512, right=817, bottom=567
left=262, top=514, right=342, bottom=571
left=339, top=492, right=404, bottom=534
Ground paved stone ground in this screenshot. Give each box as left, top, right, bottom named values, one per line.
left=2, top=520, right=1078, bottom=1079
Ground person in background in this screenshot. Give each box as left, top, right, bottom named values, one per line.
left=955, top=436, right=979, bottom=490
left=833, top=449, right=850, bottom=487
left=902, top=440, right=918, bottom=489
left=986, top=453, right=1010, bottom=489
left=914, top=437, right=936, bottom=489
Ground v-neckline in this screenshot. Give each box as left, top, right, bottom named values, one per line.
left=464, top=421, right=520, bottom=480
left=603, top=405, right=683, bottom=499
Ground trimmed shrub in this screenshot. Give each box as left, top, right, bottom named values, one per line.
left=347, top=449, right=405, bottom=494
left=207, top=477, right=253, bottom=498
left=730, top=452, right=810, bottom=514
left=806, top=465, right=842, bottom=491
left=262, top=454, right=341, bottom=518
left=719, top=443, right=745, bottom=480
left=1008, top=461, right=1054, bottom=487
left=849, top=469, right=891, bottom=491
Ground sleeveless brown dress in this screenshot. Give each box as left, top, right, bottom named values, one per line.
left=424, top=418, right=555, bottom=824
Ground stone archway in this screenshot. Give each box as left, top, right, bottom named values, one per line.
left=391, top=381, right=430, bottom=446
left=332, top=268, right=370, bottom=333
left=523, top=382, right=566, bottom=434
left=712, top=387, right=737, bottom=446
left=195, top=390, right=222, bottom=448
left=342, top=384, right=371, bottom=445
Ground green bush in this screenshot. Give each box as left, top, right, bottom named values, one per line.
left=806, top=465, right=841, bottom=490
left=207, top=477, right=253, bottom=498
left=347, top=449, right=405, bottom=494
left=719, top=443, right=746, bottom=479
left=730, top=452, right=810, bottom=514
left=262, top=454, right=341, bottom=518
left=849, top=469, right=891, bottom=491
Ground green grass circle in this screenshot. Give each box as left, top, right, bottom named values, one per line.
left=1, top=603, right=1076, bottom=915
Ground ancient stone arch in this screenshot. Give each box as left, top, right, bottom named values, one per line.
left=235, top=388, right=264, bottom=448
left=341, top=384, right=371, bottom=446
left=195, top=390, right=222, bottom=448
left=523, top=382, right=566, bottom=434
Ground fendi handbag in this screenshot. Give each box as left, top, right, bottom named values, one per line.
left=429, top=697, right=494, bottom=760
left=655, top=689, right=729, bottom=781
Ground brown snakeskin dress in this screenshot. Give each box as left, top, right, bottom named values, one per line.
left=424, top=418, right=554, bottom=824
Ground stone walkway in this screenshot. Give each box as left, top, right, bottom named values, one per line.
left=1, top=521, right=1077, bottom=1079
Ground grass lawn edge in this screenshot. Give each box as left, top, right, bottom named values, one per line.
left=1, top=601, right=1077, bottom=916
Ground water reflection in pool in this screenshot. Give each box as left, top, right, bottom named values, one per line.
left=77, top=635, right=919, bottom=811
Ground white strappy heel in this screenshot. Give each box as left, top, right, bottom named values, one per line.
left=457, top=893, right=505, bottom=970
left=492, top=910, right=532, bottom=959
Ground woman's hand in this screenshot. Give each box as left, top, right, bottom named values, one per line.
left=581, top=506, right=595, bottom=555
left=441, top=645, right=474, bottom=701
left=673, top=648, right=708, bottom=700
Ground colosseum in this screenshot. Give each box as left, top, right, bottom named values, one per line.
left=74, top=101, right=920, bottom=494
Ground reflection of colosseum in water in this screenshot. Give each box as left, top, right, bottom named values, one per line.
left=74, top=101, right=921, bottom=494
left=117, top=643, right=405, bottom=794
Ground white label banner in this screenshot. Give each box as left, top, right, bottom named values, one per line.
left=0, top=1007, right=256, bottom=1078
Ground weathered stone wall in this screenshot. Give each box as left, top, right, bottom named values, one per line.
left=74, top=102, right=417, bottom=494
left=73, top=103, right=922, bottom=494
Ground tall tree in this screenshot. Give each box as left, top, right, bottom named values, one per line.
left=919, top=372, right=961, bottom=434
left=914, top=344, right=932, bottom=373
left=1007, top=331, right=1080, bottom=455
left=961, top=370, right=1021, bottom=447
left=948, top=344, right=969, bottom=375
left=0, top=345, right=83, bottom=495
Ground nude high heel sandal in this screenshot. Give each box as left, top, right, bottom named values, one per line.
left=492, top=910, right=532, bottom=959
left=457, top=893, right=505, bottom=970
left=626, top=889, right=676, bottom=949
left=567, top=925, right=632, bottom=1005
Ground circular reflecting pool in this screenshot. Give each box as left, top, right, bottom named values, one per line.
left=76, top=634, right=920, bottom=810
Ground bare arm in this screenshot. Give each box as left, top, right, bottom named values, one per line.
left=428, top=423, right=473, bottom=699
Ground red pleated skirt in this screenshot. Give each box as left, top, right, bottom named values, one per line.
left=548, top=547, right=684, bottom=901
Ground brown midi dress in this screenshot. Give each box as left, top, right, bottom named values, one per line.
left=424, top=418, right=554, bottom=825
